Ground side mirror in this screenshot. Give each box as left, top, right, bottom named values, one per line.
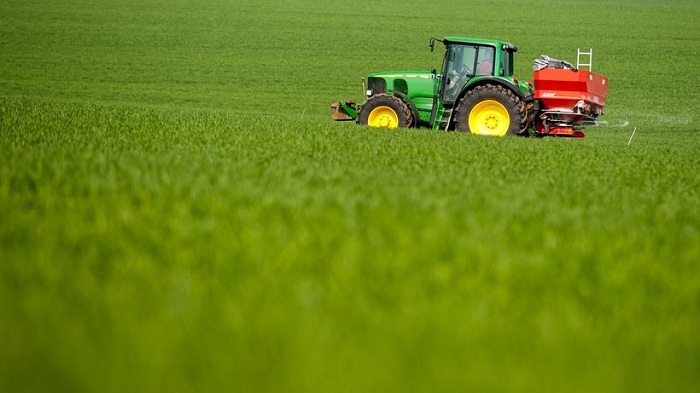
left=429, top=37, right=443, bottom=52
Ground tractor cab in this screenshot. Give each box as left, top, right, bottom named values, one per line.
left=436, top=37, right=518, bottom=105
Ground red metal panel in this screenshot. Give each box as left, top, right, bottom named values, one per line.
left=533, top=68, right=608, bottom=111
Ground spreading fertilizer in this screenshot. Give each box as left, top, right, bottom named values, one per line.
left=332, top=36, right=608, bottom=138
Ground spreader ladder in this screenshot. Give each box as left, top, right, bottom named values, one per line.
left=577, top=48, right=593, bottom=71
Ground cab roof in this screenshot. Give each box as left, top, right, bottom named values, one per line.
left=443, top=36, right=517, bottom=51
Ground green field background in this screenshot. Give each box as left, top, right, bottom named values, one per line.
left=1, top=0, right=699, bottom=392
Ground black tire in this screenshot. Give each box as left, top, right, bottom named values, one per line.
left=357, top=94, right=412, bottom=128
left=522, top=101, right=535, bottom=135
left=453, top=84, right=529, bottom=136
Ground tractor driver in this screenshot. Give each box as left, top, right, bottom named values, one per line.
left=476, top=48, right=494, bottom=75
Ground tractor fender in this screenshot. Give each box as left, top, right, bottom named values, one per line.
left=460, top=77, right=532, bottom=103
left=393, top=91, right=420, bottom=128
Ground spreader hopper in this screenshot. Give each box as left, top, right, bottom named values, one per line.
left=532, top=51, right=609, bottom=137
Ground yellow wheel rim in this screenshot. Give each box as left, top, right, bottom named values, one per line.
left=367, top=106, right=399, bottom=128
left=468, top=100, right=510, bottom=136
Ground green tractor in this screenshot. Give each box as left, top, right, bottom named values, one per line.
left=331, top=36, right=608, bottom=138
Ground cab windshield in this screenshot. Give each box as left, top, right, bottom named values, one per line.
left=441, top=44, right=496, bottom=104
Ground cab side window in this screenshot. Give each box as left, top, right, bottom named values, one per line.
left=476, top=47, right=495, bottom=76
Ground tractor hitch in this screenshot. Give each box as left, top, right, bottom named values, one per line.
left=330, top=100, right=357, bottom=121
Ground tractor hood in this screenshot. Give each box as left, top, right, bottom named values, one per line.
left=367, top=70, right=437, bottom=79
left=365, top=70, right=438, bottom=102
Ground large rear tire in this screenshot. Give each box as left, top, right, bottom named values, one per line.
left=358, top=94, right=412, bottom=128
left=454, top=84, right=528, bottom=136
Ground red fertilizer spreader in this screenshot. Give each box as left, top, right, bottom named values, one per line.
left=532, top=51, right=608, bottom=138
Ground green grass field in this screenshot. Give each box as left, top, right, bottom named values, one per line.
left=1, top=0, right=699, bottom=392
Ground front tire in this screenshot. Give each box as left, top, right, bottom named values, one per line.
left=454, top=84, right=528, bottom=136
left=357, top=94, right=412, bottom=128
